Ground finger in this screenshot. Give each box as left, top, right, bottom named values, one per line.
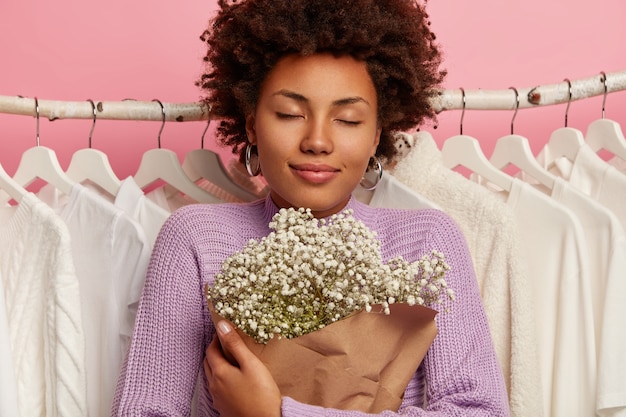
left=204, top=336, right=225, bottom=373
left=214, top=320, right=252, bottom=367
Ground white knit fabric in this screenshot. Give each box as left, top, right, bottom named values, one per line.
left=0, top=192, right=87, bottom=417
left=390, top=132, right=542, bottom=417
left=0, top=253, right=20, bottom=417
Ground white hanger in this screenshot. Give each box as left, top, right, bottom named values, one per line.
left=546, top=128, right=585, bottom=163
left=544, top=79, right=584, bottom=166
left=490, top=88, right=556, bottom=189
left=441, top=88, right=513, bottom=192
left=11, top=97, right=75, bottom=196
left=0, top=163, right=28, bottom=203
left=182, top=118, right=259, bottom=201
left=585, top=72, right=626, bottom=162
left=132, top=100, right=222, bottom=203
left=65, top=99, right=122, bottom=196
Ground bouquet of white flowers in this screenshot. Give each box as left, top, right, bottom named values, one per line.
left=206, top=207, right=454, bottom=412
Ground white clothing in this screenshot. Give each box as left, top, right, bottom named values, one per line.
left=390, top=132, right=542, bottom=417
left=606, top=155, right=626, bottom=174
left=523, top=175, right=626, bottom=417
left=84, top=177, right=171, bottom=248
left=0, top=260, right=20, bottom=417
left=539, top=143, right=626, bottom=229
left=38, top=184, right=151, bottom=417
left=484, top=178, right=596, bottom=417
left=353, top=171, right=441, bottom=210
left=0, top=192, right=87, bottom=417
left=597, top=238, right=626, bottom=417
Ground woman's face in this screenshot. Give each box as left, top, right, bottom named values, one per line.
left=246, top=53, right=381, bottom=218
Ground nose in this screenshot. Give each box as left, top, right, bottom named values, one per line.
left=300, top=118, right=333, bottom=154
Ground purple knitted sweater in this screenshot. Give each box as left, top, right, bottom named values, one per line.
left=111, top=195, right=510, bottom=417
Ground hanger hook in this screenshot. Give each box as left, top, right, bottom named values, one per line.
left=152, top=99, right=165, bottom=148
left=34, top=96, right=40, bottom=146
left=563, top=78, right=572, bottom=127
left=509, top=87, right=519, bottom=135
left=600, top=71, right=608, bottom=119
left=459, top=87, right=466, bottom=135
left=86, top=99, right=96, bottom=148
left=201, top=117, right=211, bottom=150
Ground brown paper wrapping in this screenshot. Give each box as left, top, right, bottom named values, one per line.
left=210, top=303, right=438, bottom=413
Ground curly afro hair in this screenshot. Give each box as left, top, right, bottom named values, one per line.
left=198, top=0, right=446, bottom=165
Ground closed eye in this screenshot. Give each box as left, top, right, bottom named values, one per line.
left=337, top=119, right=362, bottom=126
left=276, top=112, right=303, bottom=120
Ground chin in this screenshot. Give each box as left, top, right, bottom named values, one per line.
left=271, top=188, right=352, bottom=212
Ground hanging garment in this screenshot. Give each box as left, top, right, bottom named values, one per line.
left=390, top=132, right=542, bottom=417
left=225, top=158, right=269, bottom=198
left=544, top=178, right=626, bottom=417
left=539, top=143, right=626, bottom=230
left=83, top=176, right=173, bottom=337
left=597, top=243, right=626, bottom=417
left=84, top=176, right=171, bottom=248
left=150, top=157, right=267, bottom=212
left=353, top=171, right=441, bottom=210
left=145, top=184, right=197, bottom=213
left=585, top=118, right=626, bottom=163
left=0, top=269, right=20, bottom=417
left=522, top=168, right=626, bottom=417
left=37, top=183, right=152, bottom=417
left=606, top=155, right=626, bottom=174
left=66, top=147, right=122, bottom=198
left=182, top=149, right=261, bottom=202
left=190, top=178, right=246, bottom=203
left=0, top=192, right=87, bottom=417
left=475, top=177, right=596, bottom=417
left=134, top=148, right=223, bottom=205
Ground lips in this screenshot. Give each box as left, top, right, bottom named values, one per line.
left=291, top=163, right=340, bottom=184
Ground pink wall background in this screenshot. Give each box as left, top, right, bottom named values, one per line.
left=2, top=0, right=625, bottom=180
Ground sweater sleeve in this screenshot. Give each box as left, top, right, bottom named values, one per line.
left=111, top=207, right=212, bottom=417
left=280, top=209, right=511, bottom=417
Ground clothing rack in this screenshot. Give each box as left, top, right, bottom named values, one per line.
left=0, top=70, right=625, bottom=122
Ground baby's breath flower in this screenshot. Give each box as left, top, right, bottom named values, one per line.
left=206, top=207, right=455, bottom=344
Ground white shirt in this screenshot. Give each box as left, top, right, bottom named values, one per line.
left=484, top=178, right=596, bottom=417
left=606, top=155, right=626, bottom=174
left=85, top=177, right=170, bottom=248
left=353, top=172, right=441, bottom=210
left=521, top=175, right=626, bottom=416
left=38, top=184, right=151, bottom=417
left=540, top=143, right=626, bottom=229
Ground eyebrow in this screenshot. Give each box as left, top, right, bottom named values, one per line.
left=272, top=89, right=372, bottom=107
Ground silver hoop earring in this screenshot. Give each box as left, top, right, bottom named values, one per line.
left=360, top=157, right=383, bottom=190
left=245, top=143, right=261, bottom=177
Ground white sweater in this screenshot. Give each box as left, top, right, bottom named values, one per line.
left=0, top=192, right=87, bottom=417
left=390, top=132, right=542, bottom=417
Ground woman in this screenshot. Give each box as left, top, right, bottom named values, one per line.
left=111, top=0, right=510, bottom=416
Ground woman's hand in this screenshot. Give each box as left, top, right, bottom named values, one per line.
left=204, top=320, right=282, bottom=417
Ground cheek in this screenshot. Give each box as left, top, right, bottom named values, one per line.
left=342, top=145, right=374, bottom=172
